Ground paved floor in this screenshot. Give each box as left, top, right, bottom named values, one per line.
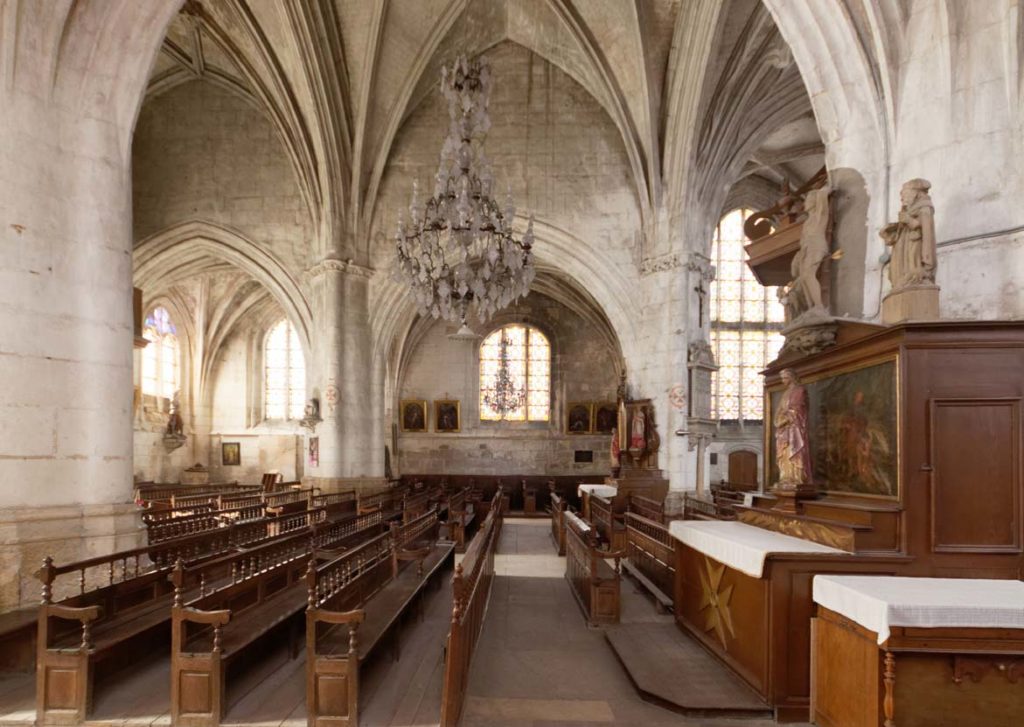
left=460, top=518, right=800, bottom=727
left=0, top=520, right=806, bottom=727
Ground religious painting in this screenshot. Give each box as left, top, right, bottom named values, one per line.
left=221, top=442, right=241, bottom=467
left=309, top=437, right=319, bottom=467
left=768, top=359, right=897, bottom=497
left=594, top=402, right=617, bottom=434
left=567, top=402, right=593, bottom=434
left=434, top=400, right=461, bottom=433
left=400, top=399, right=428, bottom=432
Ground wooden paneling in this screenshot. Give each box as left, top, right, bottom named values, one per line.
left=930, top=398, right=1022, bottom=553
left=728, top=450, right=759, bottom=489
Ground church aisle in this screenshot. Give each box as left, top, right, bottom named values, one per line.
left=460, top=518, right=792, bottom=727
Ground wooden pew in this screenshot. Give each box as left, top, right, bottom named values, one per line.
left=548, top=492, right=568, bottom=556
left=305, top=509, right=452, bottom=727
left=522, top=479, right=537, bottom=514
left=169, top=511, right=387, bottom=727
left=445, top=488, right=477, bottom=553
left=622, top=512, right=674, bottom=612
left=440, top=490, right=503, bottom=726
left=401, top=490, right=431, bottom=524
left=146, top=503, right=266, bottom=543
left=34, top=524, right=259, bottom=726
left=589, top=494, right=627, bottom=552
left=626, top=493, right=666, bottom=524
left=564, top=512, right=621, bottom=626
left=682, top=492, right=735, bottom=521
left=135, top=481, right=251, bottom=505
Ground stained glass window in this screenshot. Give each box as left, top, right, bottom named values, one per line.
left=709, top=208, right=785, bottom=421
left=142, top=307, right=179, bottom=399
left=264, top=319, right=305, bottom=420
left=480, top=324, right=550, bottom=422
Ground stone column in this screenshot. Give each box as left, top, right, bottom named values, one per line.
left=304, top=259, right=382, bottom=492
left=0, top=80, right=142, bottom=609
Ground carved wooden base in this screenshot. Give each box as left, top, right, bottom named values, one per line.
left=770, top=483, right=817, bottom=513
left=882, top=284, right=939, bottom=324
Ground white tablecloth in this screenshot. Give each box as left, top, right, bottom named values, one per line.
left=668, top=520, right=846, bottom=578
left=813, top=575, right=1024, bottom=644
left=577, top=484, right=618, bottom=499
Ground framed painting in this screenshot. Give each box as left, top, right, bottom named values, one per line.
left=767, top=358, right=898, bottom=497
left=400, top=399, right=428, bottom=432
left=434, top=399, right=461, bottom=433
left=593, top=402, right=617, bottom=434
left=567, top=402, right=593, bottom=434
left=221, top=442, right=241, bottom=467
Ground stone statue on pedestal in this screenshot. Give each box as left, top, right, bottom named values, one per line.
left=779, top=183, right=837, bottom=356
left=772, top=369, right=816, bottom=512
left=880, top=178, right=940, bottom=323
left=881, top=178, right=936, bottom=288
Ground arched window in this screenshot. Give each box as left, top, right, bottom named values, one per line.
left=709, top=208, right=785, bottom=421
left=480, top=324, right=550, bottom=422
left=142, top=306, right=180, bottom=399
left=264, top=319, right=305, bottom=420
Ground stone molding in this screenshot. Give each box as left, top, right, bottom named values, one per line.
left=687, top=252, right=715, bottom=282
left=639, top=253, right=683, bottom=275
left=306, top=258, right=375, bottom=280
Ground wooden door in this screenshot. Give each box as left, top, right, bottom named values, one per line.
left=728, top=450, right=758, bottom=490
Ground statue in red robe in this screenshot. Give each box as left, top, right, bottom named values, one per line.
left=774, top=369, right=812, bottom=486
left=629, top=408, right=646, bottom=453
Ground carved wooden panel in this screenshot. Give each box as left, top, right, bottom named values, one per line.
left=728, top=450, right=758, bottom=489
left=930, top=398, right=1022, bottom=553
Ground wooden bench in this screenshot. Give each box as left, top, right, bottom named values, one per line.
left=622, top=512, right=674, bottom=612
left=564, top=511, right=621, bottom=626
left=626, top=493, right=666, bottom=524
left=548, top=492, right=568, bottom=556
left=445, top=488, right=477, bottom=553
left=683, top=492, right=736, bottom=521
left=146, top=503, right=267, bottom=543
left=0, top=605, right=37, bottom=674
left=522, top=479, right=537, bottom=514
left=590, top=494, right=627, bottom=552
left=34, top=525, right=255, bottom=726
left=169, top=510, right=388, bottom=727
left=135, top=481, right=250, bottom=505
left=440, top=490, right=504, bottom=726
left=305, top=509, right=451, bottom=727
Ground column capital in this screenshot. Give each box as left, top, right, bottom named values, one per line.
left=305, top=258, right=375, bottom=281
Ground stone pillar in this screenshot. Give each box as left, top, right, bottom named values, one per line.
left=0, top=76, right=143, bottom=609
left=304, top=259, right=383, bottom=492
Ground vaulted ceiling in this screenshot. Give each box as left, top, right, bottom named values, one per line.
left=144, top=0, right=824, bottom=262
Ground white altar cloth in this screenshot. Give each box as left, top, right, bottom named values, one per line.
left=668, top=520, right=845, bottom=578
left=813, top=575, right=1024, bottom=645
left=578, top=483, right=618, bottom=499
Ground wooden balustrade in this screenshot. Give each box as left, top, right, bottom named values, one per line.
left=440, top=489, right=504, bottom=726
left=623, top=512, right=675, bottom=610
left=564, top=511, right=621, bottom=625
left=627, top=493, right=666, bottom=524
left=146, top=503, right=267, bottom=543
left=548, top=492, right=568, bottom=555
left=589, top=494, right=627, bottom=551
left=134, top=481, right=250, bottom=504
left=683, top=492, right=737, bottom=521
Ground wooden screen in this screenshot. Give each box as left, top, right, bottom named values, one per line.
left=930, top=398, right=1022, bottom=553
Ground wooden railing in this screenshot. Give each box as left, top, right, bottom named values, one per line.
left=590, top=495, right=626, bottom=551
left=627, top=493, right=665, bottom=524
left=623, top=512, right=675, bottom=608
left=146, top=503, right=267, bottom=542
left=564, top=512, right=621, bottom=625
left=134, top=480, right=250, bottom=503
left=440, top=490, right=504, bottom=727
left=548, top=492, right=568, bottom=555
left=683, top=492, right=736, bottom=521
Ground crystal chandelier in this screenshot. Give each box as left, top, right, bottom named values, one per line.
left=394, top=55, right=536, bottom=327
left=483, top=335, right=526, bottom=416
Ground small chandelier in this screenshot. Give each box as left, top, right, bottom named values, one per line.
left=484, top=335, right=526, bottom=416
left=394, top=55, right=536, bottom=327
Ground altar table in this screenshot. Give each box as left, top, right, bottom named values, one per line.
left=811, top=575, right=1024, bottom=727
left=670, top=520, right=907, bottom=721
left=578, top=483, right=617, bottom=521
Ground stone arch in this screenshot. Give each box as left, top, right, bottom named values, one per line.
left=133, top=220, right=313, bottom=362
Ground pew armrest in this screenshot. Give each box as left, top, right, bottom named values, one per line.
left=177, top=607, right=231, bottom=626
left=310, top=608, right=365, bottom=626
left=44, top=604, right=103, bottom=623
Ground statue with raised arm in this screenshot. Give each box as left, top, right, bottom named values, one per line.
left=880, top=178, right=936, bottom=289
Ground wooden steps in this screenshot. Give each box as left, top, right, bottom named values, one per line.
left=605, top=622, right=772, bottom=719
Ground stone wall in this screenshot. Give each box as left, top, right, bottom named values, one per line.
left=132, top=79, right=313, bottom=277
left=397, top=291, right=618, bottom=478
